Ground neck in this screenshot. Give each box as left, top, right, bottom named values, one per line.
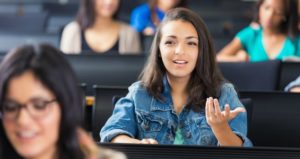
left=167, top=75, right=190, bottom=95
left=27, top=146, right=58, bottom=159
left=157, top=2, right=170, bottom=12
left=263, top=27, right=283, bottom=36
left=92, top=17, right=116, bottom=29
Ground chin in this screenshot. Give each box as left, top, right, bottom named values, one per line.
left=170, top=73, right=191, bottom=79
left=15, top=146, right=43, bottom=159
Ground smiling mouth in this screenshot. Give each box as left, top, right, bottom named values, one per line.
left=17, top=131, right=37, bottom=139
left=173, top=60, right=188, bottom=64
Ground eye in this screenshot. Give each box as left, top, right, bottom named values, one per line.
left=3, top=101, right=19, bottom=112
left=164, top=40, right=175, bottom=46
left=263, top=5, right=271, bottom=11
left=274, top=11, right=284, bottom=16
left=31, top=99, right=50, bottom=111
left=187, top=41, right=198, bottom=46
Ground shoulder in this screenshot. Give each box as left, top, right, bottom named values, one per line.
left=219, top=83, right=238, bottom=97
left=128, top=81, right=148, bottom=94
left=221, top=82, right=235, bottom=90
left=63, top=21, right=81, bottom=33
left=119, top=22, right=137, bottom=33
left=237, top=26, right=260, bottom=37
left=132, top=3, right=150, bottom=15
left=127, top=81, right=154, bottom=107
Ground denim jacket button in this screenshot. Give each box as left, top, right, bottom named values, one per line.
left=179, top=123, right=184, bottom=128
left=185, top=132, right=192, bottom=138
left=145, top=126, right=150, bottom=131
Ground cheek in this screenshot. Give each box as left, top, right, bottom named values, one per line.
left=3, top=120, right=15, bottom=141
left=42, top=106, right=61, bottom=141
left=159, top=48, right=172, bottom=64
left=189, top=50, right=199, bottom=67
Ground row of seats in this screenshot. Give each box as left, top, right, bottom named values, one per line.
left=99, top=143, right=300, bottom=159
left=0, top=0, right=253, bottom=52
left=64, top=54, right=300, bottom=94
left=92, top=86, right=300, bottom=148
left=0, top=54, right=297, bottom=93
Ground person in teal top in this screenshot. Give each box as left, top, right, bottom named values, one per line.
left=217, top=0, right=299, bottom=62
left=236, top=26, right=300, bottom=62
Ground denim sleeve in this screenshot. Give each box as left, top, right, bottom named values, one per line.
left=218, top=83, right=253, bottom=147
left=284, top=76, right=300, bottom=92
left=100, top=86, right=138, bottom=142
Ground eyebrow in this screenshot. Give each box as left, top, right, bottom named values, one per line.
left=165, top=35, right=198, bottom=40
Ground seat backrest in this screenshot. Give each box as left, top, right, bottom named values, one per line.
left=278, top=62, right=300, bottom=90
left=239, top=98, right=252, bottom=137
left=219, top=60, right=281, bottom=91
left=92, top=85, right=128, bottom=141
left=66, top=54, right=146, bottom=95
left=240, top=91, right=300, bottom=147
left=99, top=143, right=300, bottom=159
left=0, top=12, right=48, bottom=33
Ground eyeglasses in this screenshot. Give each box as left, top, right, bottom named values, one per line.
left=1, top=98, right=57, bottom=121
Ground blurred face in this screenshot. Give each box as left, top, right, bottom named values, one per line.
left=2, top=71, right=61, bottom=159
left=158, top=0, right=181, bottom=10
left=95, top=0, right=119, bottom=18
left=159, top=20, right=199, bottom=81
left=259, top=0, right=286, bottom=30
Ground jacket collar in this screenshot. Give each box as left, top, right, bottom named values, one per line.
left=150, top=75, right=174, bottom=112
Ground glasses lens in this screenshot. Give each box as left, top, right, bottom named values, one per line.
left=2, top=101, right=20, bottom=119
left=28, top=99, right=55, bottom=118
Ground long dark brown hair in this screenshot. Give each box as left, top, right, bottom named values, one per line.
left=76, top=0, right=121, bottom=30
left=140, top=8, right=224, bottom=111
left=149, top=0, right=187, bottom=27
left=0, top=44, right=85, bottom=159
left=253, top=0, right=299, bottom=39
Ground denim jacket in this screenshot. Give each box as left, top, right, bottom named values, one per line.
left=100, top=77, right=252, bottom=147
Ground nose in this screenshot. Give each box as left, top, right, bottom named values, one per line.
left=175, top=43, right=185, bottom=55
left=15, top=108, right=34, bottom=125
left=103, top=0, right=113, bottom=5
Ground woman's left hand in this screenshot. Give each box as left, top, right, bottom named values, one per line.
left=77, top=128, right=101, bottom=159
left=205, top=97, right=245, bottom=129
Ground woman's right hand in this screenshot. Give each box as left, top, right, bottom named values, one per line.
left=112, top=135, right=158, bottom=144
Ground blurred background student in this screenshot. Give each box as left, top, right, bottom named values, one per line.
left=60, top=0, right=141, bottom=54
left=130, top=0, right=187, bottom=36
left=285, top=76, right=300, bottom=92
left=217, top=0, right=300, bottom=62
left=0, top=44, right=126, bottom=159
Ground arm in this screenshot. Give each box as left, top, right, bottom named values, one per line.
left=217, top=38, right=247, bottom=62
left=285, top=76, right=300, bottom=92
left=100, top=84, right=158, bottom=144
left=206, top=98, right=245, bottom=146
left=112, top=135, right=158, bottom=144
left=208, top=83, right=252, bottom=147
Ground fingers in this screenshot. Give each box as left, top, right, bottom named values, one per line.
left=77, top=128, right=100, bottom=159
left=206, top=97, right=215, bottom=117
left=213, top=99, right=222, bottom=118
left=205, top=97, right=210, bottom=119
left=229, top=107, right=246, bottom=120
left=224, top=104, right=230, bottom=120
left=141, top=138, right=158, bottom=144
left=206, top=98, right=247, bottom=127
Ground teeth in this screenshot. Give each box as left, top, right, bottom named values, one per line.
left=18, top=131, right=36, bottom=138
left=174, top=60, right=187, bottom=64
